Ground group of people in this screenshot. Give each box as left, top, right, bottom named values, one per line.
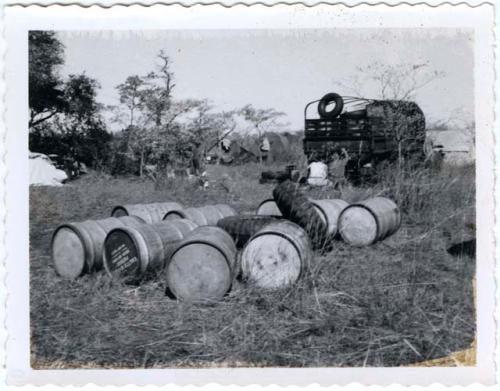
left=191, top=138, right=350, bottom=190
left=307, top=148, right=349, bottom=189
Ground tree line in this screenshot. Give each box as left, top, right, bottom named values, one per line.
left=28, top=31, right=287, bottom=177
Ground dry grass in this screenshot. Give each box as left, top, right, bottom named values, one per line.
left=30, top=162, right=475, bottom=368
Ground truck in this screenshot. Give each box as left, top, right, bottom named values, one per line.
left=303, top=93, right=426, bottom=181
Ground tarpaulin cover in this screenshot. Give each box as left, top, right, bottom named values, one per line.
left=29, top=152, right=67, bottom=186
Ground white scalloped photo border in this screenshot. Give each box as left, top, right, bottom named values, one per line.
left=1, top=1, right=496, bottom=386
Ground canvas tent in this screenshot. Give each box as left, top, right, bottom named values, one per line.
left=208, top=132, right=295, bottom=165
left=29, top=152, right=68, bottom=186
left=425, top=130, right=474, bottom=165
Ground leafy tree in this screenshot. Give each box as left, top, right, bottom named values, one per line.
left=113, top=53, right=207, bottom=175
left=116, top=75, right=146, bottom=127
left=112, top=52, right=178, bottom=175
left=64, top=74, right=102, bottom=119
left=239, top=105, right=286, bottom=163
left=113, top=51, right=289, bottom=176
left=29, top=32, right=111, bottom=172
left=140, top=99, right=213, bottom=173
left=29, top=31, right=67, bottom=128
left=30, top=73, right=110, bottom=171
left=61, top=75, right=110, bottom=168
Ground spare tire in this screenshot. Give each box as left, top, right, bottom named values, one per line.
left=217, top=215, right=282, bottom=248
left=261, top=170, right=289, bottom=181
left=273, top=180, right=328, bottom=250
left=318, top=93, right=344, bottom=119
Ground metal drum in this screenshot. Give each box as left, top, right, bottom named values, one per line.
left=256, top=199, right=282, bottom=216
left=240, top=220, right=312, bottom=290
left=103, top=219, right=198, bottom=282
left=163, top=204, right=236, bottom=226
left=166, top=226, right=237, bottom=302
left=111, top=202, right=183, bottom=224
left=310, top=199, right=349, bottom=237
left=51, top=216, right=144, bottom=279
left=217, top=215, right=282, bottom=248
left=338, top=197, right=401, bottom=246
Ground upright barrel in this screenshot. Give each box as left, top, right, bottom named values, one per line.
left=111, top=202, right=183, bottom=224
left=273, top=180, right=327, bottom=249
left=338, top=197, right=401, bottom=246
left=166, top=226, right=237, bottom=302
left=103, top=219, right=198, bottom=282
left=310, top=199, right=349, bottom=237
left=240, top=220, right=312, bottom=290
left=163, top=204, right=236, bottom=226
left=51, top=216, right=144, bottom=279
left=256, top=199, right=282, bottom=216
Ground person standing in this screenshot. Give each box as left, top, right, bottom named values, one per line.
left=328, top=148, right=349, bottom=190
left=191, top=142, right=204, bottom=176
left=260, top=136, right=271, bottom=163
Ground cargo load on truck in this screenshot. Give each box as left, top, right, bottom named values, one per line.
left=303, top=93, right=426, bottom=181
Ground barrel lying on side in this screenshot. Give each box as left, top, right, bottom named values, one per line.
left=273, top=180, right=327, bottom=249
left=51, top=216, right=144, bottom=279
left=240, top=220, right=312, bottom=290
left=103, top=219, right=198, bottom=283
left=163, top=204, right=236, bottom=226
left=338, top=197, right=401, bottom=246
left=217, top=215, right=282, bottom=248
left=166, top=226, right=237, bottom=302
left=256, top=199, right=282, bottom=216
left=310, top=199, right=349, bottom=238
left=111, top=202, right=183, bottom=224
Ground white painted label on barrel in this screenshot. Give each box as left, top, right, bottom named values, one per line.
left=105, top=231, right=140, bottom=278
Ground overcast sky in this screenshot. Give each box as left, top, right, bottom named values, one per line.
left=57, top=29, right=473, bottom=132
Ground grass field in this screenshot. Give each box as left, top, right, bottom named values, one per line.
left=30, top=162, right=476, bottom=368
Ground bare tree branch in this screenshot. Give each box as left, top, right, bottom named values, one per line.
left=29, top=109, right=59, bottom=128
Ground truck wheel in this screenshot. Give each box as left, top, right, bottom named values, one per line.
left=318, top=93, right=344, bottom=119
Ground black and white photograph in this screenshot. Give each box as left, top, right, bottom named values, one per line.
left=2, top=2, right=496, bottom=386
